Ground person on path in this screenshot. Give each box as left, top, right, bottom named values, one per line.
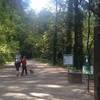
left=15, top=52, right=21, bottom=77
left=21, top=56, right=27, bottom=76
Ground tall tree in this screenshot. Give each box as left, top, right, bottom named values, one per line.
left=64, top=0, right=74, bottom=54
left=52, top=0, right=58, bottom=65
left=73, top=0, right=84, bottom=69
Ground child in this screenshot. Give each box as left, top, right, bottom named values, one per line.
left=21, top=56, right=27, bottom=76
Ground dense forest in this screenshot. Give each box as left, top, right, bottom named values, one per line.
left=0, top=0, right=95, bottom=69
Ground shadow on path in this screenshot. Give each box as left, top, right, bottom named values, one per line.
left=0, top=60, right=94, bottom=100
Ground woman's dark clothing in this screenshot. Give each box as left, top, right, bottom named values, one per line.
left=21, top=65, right=27, bottom=76
left=15, top=54, right=21, bottom=71
left=21, top=58, right=27, bottom=76
left=15, top=62, right=21, bottom=71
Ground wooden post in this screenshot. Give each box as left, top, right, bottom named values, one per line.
left=94, top=26, right=100, bottom=100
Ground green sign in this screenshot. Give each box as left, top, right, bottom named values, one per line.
left=83, top=65, right=93, bottom=75
left=82, top=57, right=93, bottom=74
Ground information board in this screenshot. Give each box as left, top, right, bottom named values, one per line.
left=63, top=54, right=73, bottom=65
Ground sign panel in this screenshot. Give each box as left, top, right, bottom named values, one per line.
left=63, top=54, right=73, bottom=65
left=82, top=56, right=94, bottom=75
left=82, top=65, right=93, bottom=75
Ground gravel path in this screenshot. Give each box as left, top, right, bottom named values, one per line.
left=0, top=60, right=94, bottom=100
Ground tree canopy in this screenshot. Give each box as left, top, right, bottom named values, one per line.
left=0, top=0, right=95, bottom=68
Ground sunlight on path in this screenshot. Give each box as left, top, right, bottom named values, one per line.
left=0, top=60, right=94, bottom=100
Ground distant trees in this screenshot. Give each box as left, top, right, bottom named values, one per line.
left=0, top=0, right=94, bottom=66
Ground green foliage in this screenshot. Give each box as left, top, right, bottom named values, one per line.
left=0, top=0, right=95, bottom=66
left=0, top=0, right=20, bottom=63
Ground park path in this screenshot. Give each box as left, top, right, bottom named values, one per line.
left=0, top=60, right=94, bottom=100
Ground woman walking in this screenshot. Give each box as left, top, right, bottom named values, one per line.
left=21, top=56, right=27, bottom=76
left=15, top=53, right=21, bottom=77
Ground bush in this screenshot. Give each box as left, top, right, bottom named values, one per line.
left=0, top=53, right=14, bottom=64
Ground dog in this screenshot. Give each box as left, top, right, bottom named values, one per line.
left=29, top=69, right=34, bottom=74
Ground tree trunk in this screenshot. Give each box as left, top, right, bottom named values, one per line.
left=73, top=0, right=83, bottom=69
left=65, top=0, right=73, bottom=54
left=93, top=0, right=100, bottom=99
left=94, top=26, right=100, bottom=100
left=53, top=0, right=58, bottom=65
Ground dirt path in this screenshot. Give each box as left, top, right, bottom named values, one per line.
left=0, top=60, right=94, bottom=100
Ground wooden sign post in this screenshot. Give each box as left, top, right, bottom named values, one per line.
left=94, top=26, right=100, bottom=100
